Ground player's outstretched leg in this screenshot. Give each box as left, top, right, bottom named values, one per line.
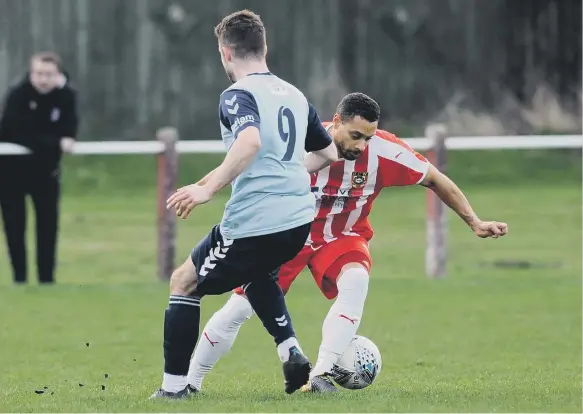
left=245, top=276, right=311, bottom=394
left=150, top=258, right=201, bottom=400
left=302, top=263, right=369, bottom=393
left=187, top=293, right=254, bottom=390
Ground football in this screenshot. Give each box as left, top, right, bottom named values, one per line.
left=330, top=335, right=382, bottom=390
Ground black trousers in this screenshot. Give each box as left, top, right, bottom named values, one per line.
left=0, top=161, right=60, bottom=284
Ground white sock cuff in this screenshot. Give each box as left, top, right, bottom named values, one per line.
left=277, top=337, right=302, bottom=362
left=337, top=266, right=369, bottom=294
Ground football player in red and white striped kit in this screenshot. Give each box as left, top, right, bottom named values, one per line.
left=187, top=93, right=508, bottom=392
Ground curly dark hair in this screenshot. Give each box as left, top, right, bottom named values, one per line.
left=337, top=93, right=381, bottom=123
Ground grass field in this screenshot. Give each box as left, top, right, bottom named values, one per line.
left=0, top=153, right=581, bottom=412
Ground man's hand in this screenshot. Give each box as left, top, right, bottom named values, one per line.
left=60, top=137, right=75, bottom=153
left=166, top=184, right=213, bottom=219
left=470, top=220, right=508, bottom=239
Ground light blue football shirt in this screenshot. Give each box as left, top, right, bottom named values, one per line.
left=217, top=72, right=331, bottom=239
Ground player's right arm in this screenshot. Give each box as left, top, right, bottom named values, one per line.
left=203, top=90, right=262, bottom=196
left=303, top=103, right=337, bottom=173
left=167, top=90, right=262, bottom=218
left=195, top=168, right=217, bottom=186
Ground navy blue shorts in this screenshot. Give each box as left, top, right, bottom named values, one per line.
left=191, top=222, right=311, bottom=297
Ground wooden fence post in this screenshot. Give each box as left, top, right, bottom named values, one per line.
left=156, top=127, right=179, bottom=281
left=425, top=124, right=448, bottom=278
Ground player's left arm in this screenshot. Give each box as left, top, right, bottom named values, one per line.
left=377, top=132, right=507, bottom=239
left=303, top=103, right=338, bottom=172
left=167, top=90, right=261, bottom=218
left=420, top=165, right=508, bottom=238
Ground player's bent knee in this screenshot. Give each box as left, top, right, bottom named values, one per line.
left=169, top=258, right=198, bottom=296
left=207, top=294, right=253, bottom=334
left=220, top=294, right=254, bottom=326
left=340, top=262, right=368, bottom=274
left=229, top=293, right=254, bottom=319
left=337, top=263, right=369, bottom=295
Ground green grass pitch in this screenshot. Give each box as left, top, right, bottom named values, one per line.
left=0, top=153, right=580, bottom=412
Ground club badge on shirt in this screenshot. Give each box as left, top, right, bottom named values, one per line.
left=351, top=172, right=368, bottom=189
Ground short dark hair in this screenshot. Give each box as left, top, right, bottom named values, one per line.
left=30, top=51, right=62, bottom=71
left=214, top=10, right=266, bottom=59
left=337, top=93, right=380, bottom=123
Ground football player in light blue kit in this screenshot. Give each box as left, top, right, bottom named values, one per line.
left=151, top=9, right=338, bottom=399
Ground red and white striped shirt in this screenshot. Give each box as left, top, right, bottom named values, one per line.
left=308, top=127, right=430, bottom=245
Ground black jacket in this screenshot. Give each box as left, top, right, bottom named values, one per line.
left=0, top=73, right=79, bottom=172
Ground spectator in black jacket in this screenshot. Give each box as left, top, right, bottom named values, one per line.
left=0, top=51, right=79, bottom=284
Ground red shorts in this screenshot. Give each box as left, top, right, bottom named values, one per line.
left=234, top=236, right=371, bottom=300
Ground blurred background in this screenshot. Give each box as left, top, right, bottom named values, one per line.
left=0, top=1, right=581, bottom=412
left=0, top=0, right=581, bottom=139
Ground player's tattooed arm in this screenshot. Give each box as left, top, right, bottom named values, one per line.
left=420, top=165, right=508, bottom=238
left=196, top=168, right=217, bottom=186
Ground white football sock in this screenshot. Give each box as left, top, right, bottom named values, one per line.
left=162, top=373, right=187, bottom=393
left=187, top=294, right=253, bottom=390
left=310, top=266, right=369, bottom=378
left=277, top=336, right=303, bottom=362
